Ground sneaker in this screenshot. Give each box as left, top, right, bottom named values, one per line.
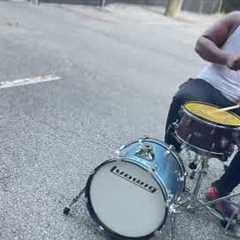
left=207, top=186, right=238, bottom=219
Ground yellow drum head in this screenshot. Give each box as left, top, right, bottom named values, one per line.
left=184, top=102, right=240, bottom=126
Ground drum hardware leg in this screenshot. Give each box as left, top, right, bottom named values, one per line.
left=173, top=185, right=193, bottom=210
left=174, top=191, right=240, bottom=236
left=174, top=192, right=192, bottom=209
left=170, top=215, right=176, bottom=240
left=63, top=187, right=86, bottom=216
left=168, top=206, right=176, bottom=240
left=192, top=156, right=209, bottom=197
left=223, top=209, right=239, bottom=233
left=174, top=156, right=208, bottom=209
left=189, top=192, right=240, bottom=231
left=168, top=205, right=179, bottom=240
left=223, top=145, right=239, bottom=171
left=182, top=156, right=209, bottom=210
left=198, top=192, right=240, bottom=209
left=173, top=195, right=187, bottom=208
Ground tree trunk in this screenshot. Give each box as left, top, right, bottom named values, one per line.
left=165, top=0, right=184, bottom=17
left=217, top=0, right=223, bottom=12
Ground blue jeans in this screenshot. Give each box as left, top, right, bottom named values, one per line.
left=165, top=78, right=240, bottom=196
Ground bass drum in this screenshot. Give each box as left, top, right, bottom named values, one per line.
left=85, top=138, right=185, bottom=240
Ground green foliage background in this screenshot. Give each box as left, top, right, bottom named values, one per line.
left=222, top=0, right=240, bottom=12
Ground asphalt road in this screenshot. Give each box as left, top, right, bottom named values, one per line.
left=0, top=2, right=235, bottom=240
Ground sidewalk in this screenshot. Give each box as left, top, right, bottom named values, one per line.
left=57, top=2, right=223, bottom=28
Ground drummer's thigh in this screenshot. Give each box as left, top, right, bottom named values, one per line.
left=174, top=79, right=223, bottom=105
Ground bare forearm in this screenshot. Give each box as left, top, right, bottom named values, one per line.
left=195, top=37, right=230, bottom=65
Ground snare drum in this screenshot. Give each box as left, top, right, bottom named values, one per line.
left=175, top=101, right=240, bottom=158
left=85, top=138, right=185, bottom=240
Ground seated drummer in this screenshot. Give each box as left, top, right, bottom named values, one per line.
left=165, top=11, right=240, bottom=229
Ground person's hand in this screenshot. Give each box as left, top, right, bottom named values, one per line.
left=226, top=54, right=240, bottom=71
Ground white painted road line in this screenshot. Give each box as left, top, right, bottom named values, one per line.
left=0, top=74, right=61, bottom=89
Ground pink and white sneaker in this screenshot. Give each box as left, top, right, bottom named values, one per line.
left=207, top=186, right=238, bottom=219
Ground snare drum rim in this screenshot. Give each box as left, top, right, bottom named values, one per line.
left=85, top=158, right=168, bottom=240
left=182, top=101, right=240, bottom=129
left=174, top=131, right=225, bottom=159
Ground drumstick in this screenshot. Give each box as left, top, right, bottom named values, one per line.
left=215, top=104, right=240, bottom=113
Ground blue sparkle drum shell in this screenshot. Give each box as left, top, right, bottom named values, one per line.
left=119, top=138, right=186, bottom=203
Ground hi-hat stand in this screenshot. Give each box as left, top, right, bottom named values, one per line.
left=168, top=144, right=240, bottom=239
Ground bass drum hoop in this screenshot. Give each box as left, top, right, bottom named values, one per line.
left=85, top=158, right=168, bottom=240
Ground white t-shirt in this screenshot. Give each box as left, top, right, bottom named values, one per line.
left=197, top=26, right=240, bottom=103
